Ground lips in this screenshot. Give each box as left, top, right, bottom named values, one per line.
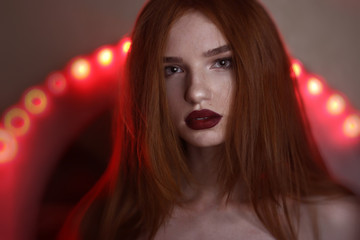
left=185, top=109, right=222, bottom=130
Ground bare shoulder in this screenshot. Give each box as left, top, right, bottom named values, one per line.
left=300, top=195, right=360, bottom=240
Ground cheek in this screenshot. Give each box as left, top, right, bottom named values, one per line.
left=213, top=74, right=234, bottom=111
left=167, top=98, right=181, bottom=123
left=166, top=80, right=185, bottom=122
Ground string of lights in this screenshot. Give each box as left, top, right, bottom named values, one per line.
left=0, top=38, right=359, bottom=165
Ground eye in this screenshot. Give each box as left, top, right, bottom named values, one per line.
left=164, top=66, right=184, bottom=77
left=211, top=58, right=232, bottom=69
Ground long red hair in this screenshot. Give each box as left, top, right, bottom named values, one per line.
left=59, top=0, right=349, bottom=239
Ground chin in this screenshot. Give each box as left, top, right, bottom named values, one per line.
left=187, top=142, right=224, bottom=149
left=181, top=133, right=225, bottom=149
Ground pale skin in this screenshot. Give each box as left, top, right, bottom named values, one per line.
left=147, top=11, right=360, bottom=240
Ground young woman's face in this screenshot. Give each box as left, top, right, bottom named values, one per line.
left=164, top=11, right=234, bottom=148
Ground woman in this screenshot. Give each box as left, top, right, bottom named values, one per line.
left=59, top=0, right=360, bottom=239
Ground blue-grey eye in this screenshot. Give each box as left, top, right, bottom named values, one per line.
left=165, top=66, right=183, bottom=77
left=212, top=58, right=232, bottom=69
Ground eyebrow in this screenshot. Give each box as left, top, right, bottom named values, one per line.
left=163, top=44, right=231, bottom=63
left=203, top=44, right=231, bottom=57
left=163, top=57, right=183, bottom=63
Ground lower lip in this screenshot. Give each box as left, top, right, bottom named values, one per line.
left=185, top=116, right=222, bottom=130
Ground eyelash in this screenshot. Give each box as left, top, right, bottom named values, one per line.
left=164, top=57, right=233, bottom=77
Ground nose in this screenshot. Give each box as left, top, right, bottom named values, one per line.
left=184, top=71, right=212, bottom=104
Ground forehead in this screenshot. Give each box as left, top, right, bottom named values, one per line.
left=165, top=11, right=228, bottom=56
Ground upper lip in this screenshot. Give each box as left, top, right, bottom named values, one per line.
left=185, top=109, right=222, bottom=122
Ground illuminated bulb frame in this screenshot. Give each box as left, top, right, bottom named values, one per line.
left=0, top=39, right=359, bottom=164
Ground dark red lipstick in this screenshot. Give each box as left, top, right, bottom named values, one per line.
left=185, top=109, right=222, bottom=130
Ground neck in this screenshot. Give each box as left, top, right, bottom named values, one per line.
left=185, top=144, right=221, bottom=187
left=180, top=143, right=246, bottom=210
left=181, top=144, right=224, bottom=208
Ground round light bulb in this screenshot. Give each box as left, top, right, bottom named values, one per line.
left=71, top=58, right=90, bottom=80
left=0, top=128, right=18, bottom=163
left=307, top=77, right=323, bottom=95
left=48, top=72, right=67, bottom=94
left=24, top=88, right=48, bottom=114
left=4, top=108, right=31, bottom=136
left=122, top=41, right=132, bottom=53
left=98, top=48, right=114, bottom=66
left=292, top=62, right=302, bottom=78
left=343, top=114, right=360, bottom=138
left=326, top=94, right=345, bottom=115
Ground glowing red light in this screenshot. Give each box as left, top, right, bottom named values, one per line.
left=47, top=72, right=67, bottom=94
left=326, top=94, right=345, bottom=115
left=4, top=108, right=30, bottom=136
left=343, top=114, right=360, bottom=138
left=98, top=48, right=114, bottom=66
left=11, top=117, right=24, bottom=128
left=122, top=41, right=132, bottom=53
left=24, top=88, right=48, bottom=114
left=0, top=128, right=18, bottom=163
left=307, top=77, right=323, bottom=95
left=32, top=98, right=41, bottom=105
left=71, top=58, right=91, bottom=80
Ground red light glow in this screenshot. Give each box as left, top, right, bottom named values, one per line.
left=97, top=48, right=114, bottom=66
left=0, top=128, right=18, bottom=163
left=4, top=108, right=30, bottom=136
left=343, top=114, right=360, bottom=138
left=122, top=41, right=132, bottom=53
left=11, top=117, right=24, bottom=128
left=0, top=141, right=4, bottom=151
left=47, top=72, right=67, bottom=94
left=326, top=94, right=346, bottom=115
left=24, top=88, right=48, bottom=114
left=71, top=58, right=91, bottom=80
left=307, top=77, right=323, bottom=95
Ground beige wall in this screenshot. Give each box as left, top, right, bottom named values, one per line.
left=260, top=0, right=360, bottom=110
left=0, top=0, right=359, bottom=112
